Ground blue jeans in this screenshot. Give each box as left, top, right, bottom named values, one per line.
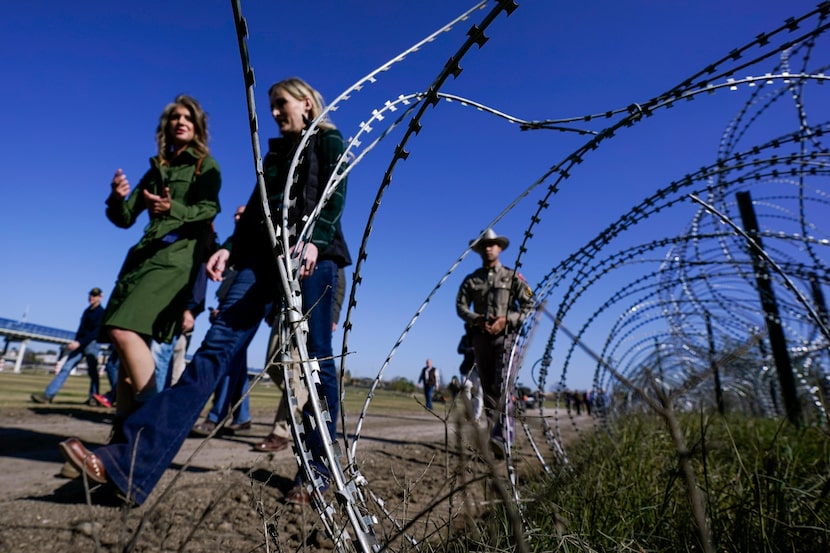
left=45, top=341, right=100, bottom=399
left=424, top=385, right=435, bottom=409
left=150, top=339, right=175, bottom=392
left=296, top=260, right=338, bottom=487
left=101, top=352, right=119, bottom=402
left=104, top=352, right=119, bottom=392
left=206, top=348, right=251, bottom=425
left=94, top=257, right=339, bottom=505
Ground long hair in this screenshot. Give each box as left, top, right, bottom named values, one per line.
left=155, top=94, right=210, bottom=165
left=269, top=77, right=335, bottom=131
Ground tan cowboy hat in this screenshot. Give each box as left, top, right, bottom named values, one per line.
left=471, top=228, right=509, bottom=253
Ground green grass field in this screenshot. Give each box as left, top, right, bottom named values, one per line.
left=0, top=367, right=423, bottom=415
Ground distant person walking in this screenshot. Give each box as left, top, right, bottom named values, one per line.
left=31, top=288, right=105, bottom=405
left=418, top=359, right=439, bottom=410
left=456, top=228, right=534, bottom=457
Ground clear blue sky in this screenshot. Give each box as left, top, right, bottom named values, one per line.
left=2, top=0, right=825, bottom=391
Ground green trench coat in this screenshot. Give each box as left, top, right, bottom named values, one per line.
left=103, top=148, right=221, bottom=343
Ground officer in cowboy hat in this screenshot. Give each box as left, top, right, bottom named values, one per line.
left=470, top=228, right=509, bottom=253
left=456, top=228, right=533, bottom=458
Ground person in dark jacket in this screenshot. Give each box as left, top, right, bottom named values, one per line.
left=32, top=288, right=105, bottom=404
left=59, top=77, right=351, bottom=507
left=417, top=359, right=439, bottom=410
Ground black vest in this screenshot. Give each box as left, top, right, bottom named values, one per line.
left=231, top=131, right=351, bottom=268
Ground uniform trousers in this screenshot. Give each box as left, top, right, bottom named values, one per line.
left=471, top=331, right=518, bottom=442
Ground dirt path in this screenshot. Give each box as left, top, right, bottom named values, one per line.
left=0, top=406, right=449, bottom=501
left=0, top=404, right=579, bottom=552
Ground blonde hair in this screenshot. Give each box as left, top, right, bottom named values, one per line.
left=155, top=94, right=210, bottom=165
left=269, top=77, right=335, bottom=131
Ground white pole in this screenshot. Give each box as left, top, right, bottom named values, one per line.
left=13, top=339, right=28, bottom=373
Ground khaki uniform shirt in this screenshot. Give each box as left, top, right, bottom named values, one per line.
left=456, top=262, right=534, bottom=331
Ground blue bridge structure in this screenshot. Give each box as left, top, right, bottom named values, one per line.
left=0, top=317, right=75, bottom=373
left=0, top=317, right=263, bottom=377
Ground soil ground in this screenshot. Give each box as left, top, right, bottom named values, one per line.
left=0, top=396, right=578, bottom=552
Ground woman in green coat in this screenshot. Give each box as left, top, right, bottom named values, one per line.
left=104, top=94, right=221, bottom=418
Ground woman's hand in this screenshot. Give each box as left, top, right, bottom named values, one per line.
left=111, top=168, right=130, bottom=199
left=294, top=242, right=318, bottom=279
left=142, top=187, right=171, bottom=214
left=206, top=248, right=231, bottom=281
